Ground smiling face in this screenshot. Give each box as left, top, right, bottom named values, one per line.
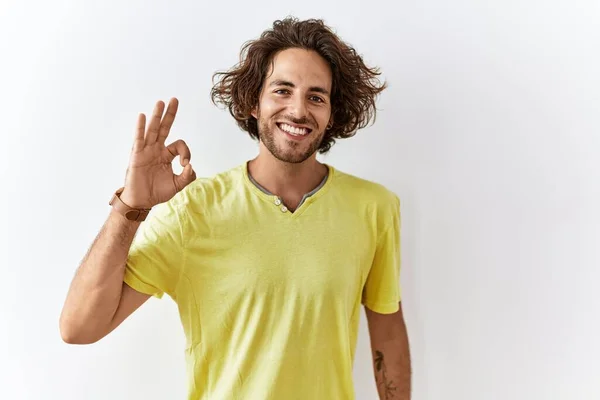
left=252, top=48, right=333, bottom=164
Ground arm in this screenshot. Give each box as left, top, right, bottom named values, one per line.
left=59, top=98, right=195, bottom=345
left=59, top=209, right=150, bottom=344
left=365, top=302, right=412, bottom=400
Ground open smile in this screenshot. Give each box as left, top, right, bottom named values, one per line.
left=276, top=122, right=313, bottom=140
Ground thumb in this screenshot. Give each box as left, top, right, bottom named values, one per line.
left=174, top=163, right=196, bottom=191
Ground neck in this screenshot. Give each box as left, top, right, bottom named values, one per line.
left=248, top=149, right=328, bottom=199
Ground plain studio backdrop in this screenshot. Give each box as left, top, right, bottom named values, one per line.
left=1, top=0, right=598, bottom=399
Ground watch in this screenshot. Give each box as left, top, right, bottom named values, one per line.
left=109, top=187, right=152, bottom=222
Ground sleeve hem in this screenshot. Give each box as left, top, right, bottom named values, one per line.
left=123, top=272, right=164, bottom=299
left=362, top=299, right=400, bottom=314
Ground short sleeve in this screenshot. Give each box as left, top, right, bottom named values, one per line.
left=124, top=198, right=186, bottom=300
left=362, top=195, right=402, bottom=314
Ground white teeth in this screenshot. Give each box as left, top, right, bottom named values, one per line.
left=279, top=123, right=310, bottom=136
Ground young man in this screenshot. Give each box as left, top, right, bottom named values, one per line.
left=60, top=17, right=411, bottom=400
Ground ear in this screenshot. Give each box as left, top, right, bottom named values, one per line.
left=327, top=118, right=334, bottom=130
left=327, top=109, right=334, bottom=129
left=251, top=101, right=261, bottom=119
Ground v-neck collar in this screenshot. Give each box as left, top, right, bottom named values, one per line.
left=242, top=161, right=335, bottom=218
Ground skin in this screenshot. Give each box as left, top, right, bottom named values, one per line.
left=366, top=303, right=412, bottom=400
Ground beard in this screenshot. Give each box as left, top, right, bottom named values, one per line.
left=257, top=114, right=324, bottom=164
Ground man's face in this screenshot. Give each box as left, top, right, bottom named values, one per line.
left=252, top=48, right=333, bottom=164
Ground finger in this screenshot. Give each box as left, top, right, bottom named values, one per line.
left=132, top=113, right=146, bottom=153
left=157, top=97, right=179, bottom=145
left=145, top=100, right=165, bottom=145
left=166, top=139, right=191, bottom=164
left=173, top=163, right=196, bottom=192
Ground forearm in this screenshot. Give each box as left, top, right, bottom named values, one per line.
left=59, top=209, right=141, bottom=342
left=371, top=335, right=412, bottom=399
left=366, top=305, right=412, bottom=400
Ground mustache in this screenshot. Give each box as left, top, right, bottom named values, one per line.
left=277, top=115, right=315, bottom=127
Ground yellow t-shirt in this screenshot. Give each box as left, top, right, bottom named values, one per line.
left=124, top=162, right=402, bottom=400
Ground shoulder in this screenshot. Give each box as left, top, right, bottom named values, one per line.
left=329, top=166, right=400, bottom=232
left=167, top=163, right=246, bottom=213
left=331, top=166, right=400, bottom=208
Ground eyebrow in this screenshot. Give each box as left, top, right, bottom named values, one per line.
left=268, top=79, right=330, bottom=96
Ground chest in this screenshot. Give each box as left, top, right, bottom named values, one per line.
left=183, top=214, right=377, bottom=305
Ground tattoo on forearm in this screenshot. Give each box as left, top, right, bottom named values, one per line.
left=374, top=350, right=397, bottom=399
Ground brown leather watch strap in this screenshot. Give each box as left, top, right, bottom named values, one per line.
left=109, top=187, right=152, bottom=222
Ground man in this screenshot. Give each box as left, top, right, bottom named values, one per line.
left=60, top=17, right=411, bottom=400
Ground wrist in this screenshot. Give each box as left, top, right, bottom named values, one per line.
left=119, top=190, right=153, bottom=209
left=109, top=187, right=153, bottom=222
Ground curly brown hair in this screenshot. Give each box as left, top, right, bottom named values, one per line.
left=210, top=17, right=387, bottom=154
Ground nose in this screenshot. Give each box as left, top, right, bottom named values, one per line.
left=288, top=94, right=308, bottom=119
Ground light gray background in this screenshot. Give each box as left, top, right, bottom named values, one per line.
left=1, top=0, right=598, bottom=399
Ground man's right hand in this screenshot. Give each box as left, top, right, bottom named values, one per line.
left=120, top=98, right=196, bottom=209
